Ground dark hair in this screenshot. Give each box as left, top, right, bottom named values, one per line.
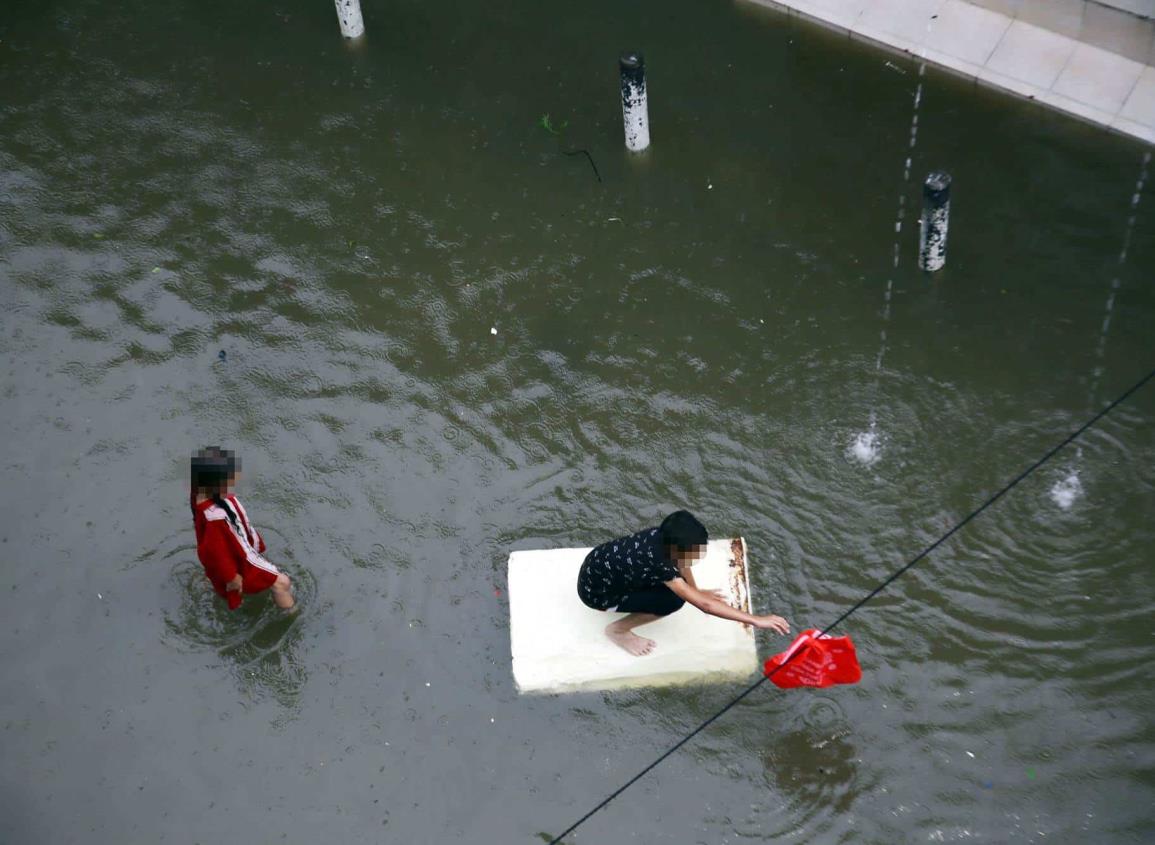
left=190, top=446, right=241, bottom=532
left=659, top=510, right=708, bottom=551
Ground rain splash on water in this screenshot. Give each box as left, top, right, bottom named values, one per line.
left=848, top=53, right=931, bottom=468
left=1049, top=150, right=1150, bottom=509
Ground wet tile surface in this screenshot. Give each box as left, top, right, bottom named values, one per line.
left=1052, top=42, right=1144, bottom=112
left=1119, top=66, right=1155, bottom=125
left=742, top=0, right=1155, bottom=143
left=985, top=20, right=1077, bottom=88
left=922, top=0, right=1013, bottom=65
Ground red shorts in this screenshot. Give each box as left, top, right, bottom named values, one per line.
left=217, top=563, right=280, bottom=609
left=241, top=563, right=279, bottom=593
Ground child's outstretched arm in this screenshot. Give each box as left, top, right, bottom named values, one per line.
left=666, top=578, right=791, bottom=634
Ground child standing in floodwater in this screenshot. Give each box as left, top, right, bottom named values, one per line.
left=577, top=510, right=789, bottom=656
left=189, top=447, right=295, bottom=611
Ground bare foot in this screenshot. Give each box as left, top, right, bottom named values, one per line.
left=606, top=624, right=656, bottom=656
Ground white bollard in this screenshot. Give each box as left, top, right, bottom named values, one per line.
left=918, top=171, right=951, bottom=272
left=619, top=52, right=650, bottom=153
left=334, top=0, right=365, bottom=39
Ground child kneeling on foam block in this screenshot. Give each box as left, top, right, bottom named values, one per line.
left=576, top=510, right=789, bottom=656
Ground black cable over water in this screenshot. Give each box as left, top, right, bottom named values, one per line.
left=547, top=365, right=1155, bottom=845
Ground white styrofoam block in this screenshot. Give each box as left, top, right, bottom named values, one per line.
left=508, top=537, right=756, bottom=694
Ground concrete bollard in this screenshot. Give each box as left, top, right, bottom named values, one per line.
left=334, top=0, right=365, bottom=39
left=619, top=52, right=650, bottom=153
left=918, top=172, right=951, bottom=272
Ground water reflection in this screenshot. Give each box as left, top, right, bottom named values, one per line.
left=763, top=695, right=859, bottom=821
left=163, top=559, right=314, bottom=708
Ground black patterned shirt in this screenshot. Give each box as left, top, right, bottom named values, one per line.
left=577, top=527, right=681, bottom=610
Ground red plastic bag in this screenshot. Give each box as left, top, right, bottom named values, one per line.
left=763, top=629, right=862, bottom=689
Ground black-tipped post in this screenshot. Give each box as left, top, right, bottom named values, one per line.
left=619, top=52, right=650, bottom=152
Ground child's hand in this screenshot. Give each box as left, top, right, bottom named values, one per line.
left=753, top=615, right=790, bottom=635
left=226, top=574, right=243, bottom=593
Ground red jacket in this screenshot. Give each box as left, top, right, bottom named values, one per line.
left=192, top=495, right=279, bottom=607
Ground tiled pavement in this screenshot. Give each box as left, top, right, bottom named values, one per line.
left=744, top=0, right=1155, bottom=144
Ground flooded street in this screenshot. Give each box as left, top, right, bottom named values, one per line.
left=2, top=0, right=1154, bottom=842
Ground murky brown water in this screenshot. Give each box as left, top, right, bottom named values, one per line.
left=2, top=1, right=1154, bottom=842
